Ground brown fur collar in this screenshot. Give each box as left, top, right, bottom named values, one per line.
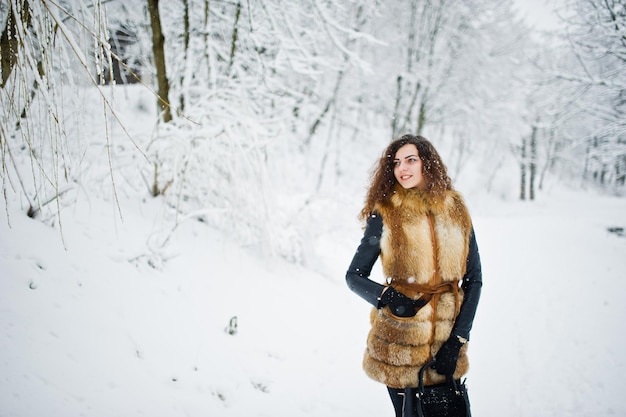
left=374, top=186, right=472, bottom=295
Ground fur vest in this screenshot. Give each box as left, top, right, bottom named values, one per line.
left=363, top=186, right=473, bottom=388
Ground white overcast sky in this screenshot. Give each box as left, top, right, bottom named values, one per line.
left=513, top=0, right=565, bottom=30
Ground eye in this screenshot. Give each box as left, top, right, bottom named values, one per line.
left=393, top=160, right=400, bottom=167
left=408, top=157, right=418, bottom=163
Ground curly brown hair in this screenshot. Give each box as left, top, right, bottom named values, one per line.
left=359, top=134, right=452, bottom=220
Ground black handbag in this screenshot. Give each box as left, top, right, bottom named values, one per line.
left=402, top=360, right=471, bottom=417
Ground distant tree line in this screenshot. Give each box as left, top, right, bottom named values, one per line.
left=0, top=0, right=624, bottom=257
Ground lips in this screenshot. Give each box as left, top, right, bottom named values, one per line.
left=400, top=175, right=412, bottom=181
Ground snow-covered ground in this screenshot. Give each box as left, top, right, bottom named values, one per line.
left=1, top=85, right=625, bottom=417
left=2, top=177, right=625, bottom=417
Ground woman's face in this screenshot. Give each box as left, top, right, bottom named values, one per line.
left=393, top=144, right=426, bottom=190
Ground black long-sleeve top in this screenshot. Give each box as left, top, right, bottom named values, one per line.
left=345, top=212, right=482, bottom=341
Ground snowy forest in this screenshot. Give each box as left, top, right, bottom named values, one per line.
left=2, top=1, right=626, bottom=417
left=1, top=0, right=625, bottom=261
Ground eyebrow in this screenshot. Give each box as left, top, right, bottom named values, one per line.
left=393, top=154, right=418, bottom=161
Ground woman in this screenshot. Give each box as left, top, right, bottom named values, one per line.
left=346, top=134, right=482, bottom=416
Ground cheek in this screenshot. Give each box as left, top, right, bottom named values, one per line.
left=393, top=166, right=400, bottom=179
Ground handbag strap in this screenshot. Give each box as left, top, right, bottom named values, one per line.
left=402, top=387, right=414, bottom=417
left=417, top=359, right=459, bottom=394
left=417, top=359, right=435, bottom=393
left=416, top=363, right=430, bottom=417
left=414, top=360, right=468, bottom=417
left=404, top=359, right=437, bottom=417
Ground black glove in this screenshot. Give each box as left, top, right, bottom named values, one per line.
left=379, top=287, right=426, bottom=317
left=432, top=336, right=464, bottom=376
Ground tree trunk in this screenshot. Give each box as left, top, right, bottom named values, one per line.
left=1, top=0, right=31, bottom=88
left=520, top=135, right=527, bottom=200
left=179, top=0, right=190, bottom=112
left=416, top=100, right=426, bottom=136
left=539, top=126, right=556, bottom=190
left=529, top=125, right=537, bottom=200
left=203, top=0, right=211, bottom=85
left=616, top=155, right=626, bottom=186
left=147, top=0, right=172, bottom=122
left=16, top=59, right=45, bottom=128
left=228, top=2, right=242, bottom=76
left=391, top=75, right=403, bottom=137
left=305, top=70, right=344, bottom=147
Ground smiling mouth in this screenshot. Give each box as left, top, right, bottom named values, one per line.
left=400, top=175, right=412, bottom=180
